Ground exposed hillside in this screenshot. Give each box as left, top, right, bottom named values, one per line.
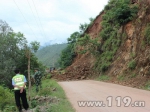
left=53, top=0, right=150, bottom=90
left=35, top=43, right=67, bottom=68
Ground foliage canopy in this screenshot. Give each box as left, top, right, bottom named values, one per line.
left=0, top=20, right=43, bottom=88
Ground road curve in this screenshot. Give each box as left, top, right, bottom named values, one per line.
left=58, top=80, right=150, bottom=112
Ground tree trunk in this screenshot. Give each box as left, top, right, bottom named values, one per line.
left=27, top=50, right=31, bottom=106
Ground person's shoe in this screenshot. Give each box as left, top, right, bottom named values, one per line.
left=19, top=110, right=22, bottom=112
left=22, top=109, right=28, bottom=112
left=25, top=108, right=28, bottom=110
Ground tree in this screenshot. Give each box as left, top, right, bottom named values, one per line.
left=0, top=20, right=42, bottom=89
left=30, top=41, right=40, bottom=53
left=79, top=23, right=88, bottom=34
left=67, top=32, right=80, bottom=44
left=58, top=32, right=80, bottom=68
left=58, top=18, right=95, bottom=69
left=25, top=41, right=40, bottom=103
left=0, top=20, right=21, bottom=87
left=58, top=44, right=76, bottom=69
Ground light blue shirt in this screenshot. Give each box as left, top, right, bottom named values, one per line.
left=12, top=74, right=27, bottom=86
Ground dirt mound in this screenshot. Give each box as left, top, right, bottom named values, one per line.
left=52, top=53, right=95, bottom=81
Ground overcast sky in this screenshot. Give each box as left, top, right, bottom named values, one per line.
left=0, top=0, right=109, bottom=46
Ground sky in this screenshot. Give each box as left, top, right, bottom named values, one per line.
left=0, top=0, right=109, bottom=46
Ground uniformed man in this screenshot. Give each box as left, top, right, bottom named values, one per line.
left=33, top=68, right=42, bottom=92
left=12, top=69, right=29, bottom=112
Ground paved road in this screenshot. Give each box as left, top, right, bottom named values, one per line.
left=58, top=80, right=150, bottom=112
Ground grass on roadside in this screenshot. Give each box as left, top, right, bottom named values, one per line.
left=143, top=80, right=150, bottom=90
left=30, top=78, right=75, bottom=112
left=97, top=74, right=110, bottom=81
left=117, top=74, right=126, bottom=81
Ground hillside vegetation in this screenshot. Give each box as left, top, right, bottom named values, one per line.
left=35, top=44, right=67, bottom=68
left=54, top=0, right=150, bottom=90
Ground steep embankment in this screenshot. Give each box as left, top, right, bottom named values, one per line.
left=53, top=12, right=104, bottom=80
left=54, top=0, right=150, bottom=89
left=105, top=0, right=150, bottom=88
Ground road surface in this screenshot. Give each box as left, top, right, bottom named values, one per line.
left=58, top=80, right=150, bottom=112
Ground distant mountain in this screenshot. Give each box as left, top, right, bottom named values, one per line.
left=35, top=43, right=67, bottom=68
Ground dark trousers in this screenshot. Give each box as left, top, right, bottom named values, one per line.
left=14, top=89, right=29, bottom=111
left=35, top=79, right=42, bottom=92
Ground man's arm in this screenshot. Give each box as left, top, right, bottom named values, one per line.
left=20, top=76, right=27, bottom=93
left=20, top=82, right=26, bottom=93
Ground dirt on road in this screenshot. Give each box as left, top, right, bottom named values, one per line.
left=58, top=80, right=150, bottom=112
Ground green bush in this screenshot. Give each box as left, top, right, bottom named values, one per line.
left=128, top=60, right=136, bottom=70
left=144, top=80, right=150, bottom=90
left=77, top=34, right=90, bottom=46
left=77, top=34, right=100, bottom=55
left=31, top=100, right=38, bottom=108
left=98, top=75, right=110, bottom=81
left=114, top=4, right=132, bottom=24
left=144, top=24, right=150, bottom=44
left=2, top=105, right=16, bottom=112
left=101, top=62, right=110, bottom=72
left=130, top=73, right=137, bottom=78
left=0, top=86, right=15, bottom=111
left=78, top=49, right=87, bottom=54
left=117, top=75, right=125, bottom=81
left=46, top=73, right=52, bottom=79
left=113, top=0, right=138, bottom=25
left=100, top=26, right=114, bottom=41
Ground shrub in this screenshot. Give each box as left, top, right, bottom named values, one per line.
left=31, top=100, right=38, bottom=108
left=2, top=105, right=16, bottom=112
left=113, top=0, right=138, bottom=25
left=77, top=34, right=100, bottom=55
left=128, top=60, right=136, bottom=70
left=77, top=34, right=90, bottom=46
left=0, top=86, right=15, bottom=111
left=101, top=62, right=111, bottom=72
left=114, top=4, right=132, bottom=24
left=100, top=26, right=114, bottom=41
left=130, top=73, right=137, bottom=78
left=98, top=74, right=110, bottom=81
left=117, top=75, right=125, bottom=81
left=144, top=24, right=150, bottom=44
left=144, top=80, right=150, bottom=90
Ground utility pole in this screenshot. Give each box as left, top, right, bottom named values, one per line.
left=26, top=48, right=31, bottom=106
